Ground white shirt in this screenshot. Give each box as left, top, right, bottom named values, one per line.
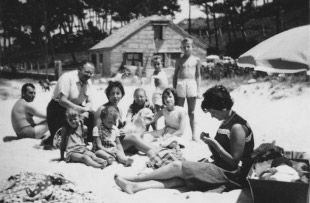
left=52, top=70, right=92, bottom=105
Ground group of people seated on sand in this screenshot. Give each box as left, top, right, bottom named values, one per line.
left=11, top=38, right=258, bottom=193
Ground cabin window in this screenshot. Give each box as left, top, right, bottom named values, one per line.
left=91, top=54, right=97, bottom=67
left=124, top=53, right=143, bottom=66
left=99, top=54, right=103, bottom=63
left=154, top=25, right=163, bottom=40
left=167, top=53, right=181, bottom=67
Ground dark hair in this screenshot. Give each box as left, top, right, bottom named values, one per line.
left=201, top=85, right=233, bottom=111
left=100, top=105, right=119, bottom=121
left=78, top=60, right=95, bottom=70
left=21, top=83, right=35, bottom=94
left=271, top=157, right=292, bottom=168
left=152, top=55, right=162, bottom=63
left=181, top=37, right=193, bottom=45
left=162, top=88, right=178, bottom=105
left=105, top=80, right=125, bottom=99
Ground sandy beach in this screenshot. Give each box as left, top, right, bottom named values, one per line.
left=0, top=77, right=309, bottom=203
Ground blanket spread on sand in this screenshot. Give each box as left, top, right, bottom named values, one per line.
left=0, top=172, right=103, bottom=203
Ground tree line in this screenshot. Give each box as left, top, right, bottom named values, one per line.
left=0, top=0, right=309, bottom=65
left=0, top=0, right=180, bottom=65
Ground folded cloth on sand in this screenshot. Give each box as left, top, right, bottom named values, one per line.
left=0, top=172, right=102, bottom=203
left=147, top=148, right=185, bottom=169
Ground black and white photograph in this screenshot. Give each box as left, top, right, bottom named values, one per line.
left=0, top=0, right=309, bottom=202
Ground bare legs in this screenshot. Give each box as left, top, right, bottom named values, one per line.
left=114, top=161, right=186, bottom=194
left=95, top=150, right=116, bottom=165
left=121, top=134, right=156, bottom=154
left=95, top=149, right=133, bottom=166
left=187, top=97, right=198, bottom=142
left=177, top=97, right=198, bottom=141
left=115, top=176, right=185, bottom=194
left=70, top=151, right=107, bottom=169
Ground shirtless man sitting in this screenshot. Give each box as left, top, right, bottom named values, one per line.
left=11, top=83, right=49, bottom=139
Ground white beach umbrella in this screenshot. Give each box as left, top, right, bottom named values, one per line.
left=237, top=25, right=310, bottom=75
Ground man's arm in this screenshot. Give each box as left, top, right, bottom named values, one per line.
left=84, top=92, right=93, bottom=112
left=59, top=93, right=90, bottom=113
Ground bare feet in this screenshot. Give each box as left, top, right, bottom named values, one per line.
left=108, top=157, right=116, bottom=165
left=125, top=158, right=134, bottom=167
left=114, top=174, right=136, bottom=194
left=101, top=160, right=108, bottom=169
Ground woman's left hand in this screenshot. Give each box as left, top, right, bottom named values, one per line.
left=200, top=132, right=215, bottom=146
left=202, top=137, right=215, bottom=146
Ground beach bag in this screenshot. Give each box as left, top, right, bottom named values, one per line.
left=147, top=147, right=185, bottom=169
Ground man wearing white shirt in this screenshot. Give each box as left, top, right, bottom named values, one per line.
left=46, top=61, right=95, bottom=146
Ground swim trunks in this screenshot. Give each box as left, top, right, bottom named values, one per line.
left=17, top=125, right=35, bottom=138
left=176, top=79, right=197, bottom=98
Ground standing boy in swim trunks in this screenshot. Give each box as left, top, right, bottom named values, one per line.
left=11, top=83, right=49, bottom=139
left=150, top=55, right=168, bottom=116
left=173, top=38, right=201, bottom=142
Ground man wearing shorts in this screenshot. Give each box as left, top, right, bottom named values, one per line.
left=11, top=83, right=49, bottom=139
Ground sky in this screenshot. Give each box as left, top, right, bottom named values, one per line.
left=174, top=0, right=206, bottom=23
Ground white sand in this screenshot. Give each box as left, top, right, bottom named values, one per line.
left=0, top=78, right=309, bottom=203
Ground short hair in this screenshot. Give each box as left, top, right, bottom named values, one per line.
left=105, top=80, right=125, bottom=99
left=134, top=88, right=146, bottom=98
left=152, top=55, right=162, bottom=63
left=21, top=83, right=35, bottom=94
left=78, top=60, right=95, bottom=71
left=162, top=88, right=178, bottom=105
left=65, top=107, right=80, bottom=119
left=271, top=157, right=292, bottom=168
left=181, top=37, right=193, bottom=45
left=201, top=85, right=233, bottom=111
left=100, top=105, right=119, bottom=121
